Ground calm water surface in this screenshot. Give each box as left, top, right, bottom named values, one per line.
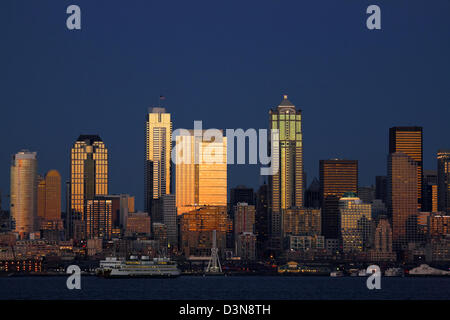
left=0, top=276, right=449, bottom=300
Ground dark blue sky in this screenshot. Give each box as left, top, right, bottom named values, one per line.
left=1, top=0, right=449, bottom=210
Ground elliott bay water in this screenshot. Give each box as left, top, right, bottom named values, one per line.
left=0, top=276, right=449, bottom=300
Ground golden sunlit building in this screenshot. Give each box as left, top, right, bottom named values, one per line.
left=175, top=130, right=227, bottom=215
left=10, top=151, right=38, bottom=238
left=320, top=159, right=358, bottom=240
left=180, top=206, right=230, bottom=257
left=145, top=107, right=172, bottom=216
left=269, top=95, right=303, bottom=251
left=69, top=135, right=108, bottom=239
left=389, top=127, right=423, bottom=209
left=437, top=149, right=450, bottom=214
left=37, top=170, right=63, bottom=231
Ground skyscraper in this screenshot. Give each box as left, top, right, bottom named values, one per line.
left=437, top=149, right=450, bottom=214
left=175, top=130, right=227, bottom=215
left=10, top=151, right=38, bottom=238
left=388, top=152, right=418, bottom=248
left=389, top=126, right=423, bottom=208
left=69, top=135, right=108, bottom=239
left=37, top=170, right=62, bottom=231
left=268, top=95, right=303, bottom=252
left=320, top=159, right=358, bottom=240
left=145, top=107, right=172, bottom=215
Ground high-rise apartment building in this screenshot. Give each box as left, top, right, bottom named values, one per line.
left=69, top=135, right=108, bottom=238
left=268, top=95, right=303, bottom=252
left=145, top=107, right=172, bottom=216
left=175, top=130, right=227, bottom=215
left=389, top=127, right=423, bottom=208
left=437, top=149, right=450, bottom=214
left=320, top=159, right=358, bottom=240
left=10, top=151, right=38, bottom=238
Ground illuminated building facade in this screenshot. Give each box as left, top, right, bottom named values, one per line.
left=320, top=159, right=358, bottom=240
left=437, top=149, right=450, bottom=214
left=389, top=126, right=423, bottom=209
left=179, top=206, right=230, bottom=257
left=388, top=152, right=418, bottom=249
left=339, top=193, right=372, bottom=253
left=85, top=196, right=112, bottom=239
left=69, top=135, right=108, bottom=238
left=145, top=107, right=172, bottom=216
left=282, top=207, right=321, bottom=237
left=125, top=212, right=151, bottom=236
left=10, top=151, right=38, bottom=238
left=37, top=170, right=62, bottom=231
left=269, top=95, right=303, bottom=252
left=175, top=130, right=227, bottom=215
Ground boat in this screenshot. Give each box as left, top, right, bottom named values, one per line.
left=384, top=267, right=404, bottom=277
left=407, top=264, right=450, bottom=277
left=277, top=262, right=330, bottom=276
left=330, top=270, right=344, bottom=277
left=96, top=256, right=181, bottom=278
left=358, top=269, right=368, bottom=277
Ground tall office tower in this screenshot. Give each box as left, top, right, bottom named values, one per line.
left=175, top=130, right=227, bottom=215
left=268, top=95, right=303, bottom=252
left=233, top=203, right=255, bottom=235
left=230, top=186, right=255, bottom=207
left=69, top=135, right=108, bottom=239
left=255, top=183, right=269, bottom=256
left=305, top=177, right=320, bottom=208
left=10, top=151, right=38, bottom=238
left=388, top=152, right=418, bottom=249
left=375, top=176, right=387, bottom=204
left=389, top=127, right=423, bottom=208
left=339, top=192, right=372, bottom=253
left=423, top=170, right=438, bottom=213
left=319, top=159, right=358, bottom=240
left=145, top=107, right=172, bottom=216
left=437, top=150, right=450, bottom=214
left=37, top=170, right=63, bottom=231
left=85, top=196, right=112, bottom=239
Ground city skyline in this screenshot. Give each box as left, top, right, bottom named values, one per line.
left=1, top=1, right=450, bottom=211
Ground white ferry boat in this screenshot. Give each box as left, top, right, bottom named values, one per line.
left=96, top=256, right=181, bottom=278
